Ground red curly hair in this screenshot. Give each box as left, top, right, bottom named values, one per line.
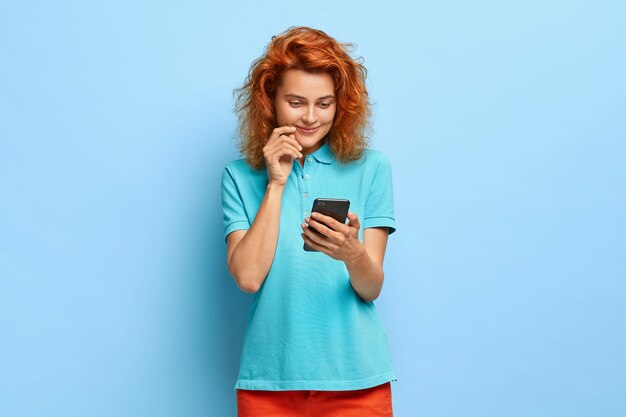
left=233, top=26, right=372, bottom=170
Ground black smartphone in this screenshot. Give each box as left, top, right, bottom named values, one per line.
left=303, top=198, right=350, bottom=252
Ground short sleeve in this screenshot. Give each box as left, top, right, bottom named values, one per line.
left=363, top=153, right=397, bottom=235
left=221, top=165, right=251, bottom=243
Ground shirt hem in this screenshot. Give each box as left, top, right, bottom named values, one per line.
left=234, top=371, right=398, bottom=391
left=363, top=217, right=396, bottom=235
left=224, top=222, right=250, bottom=243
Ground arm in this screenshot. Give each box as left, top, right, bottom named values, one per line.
left=301, top=211, right=390, bottom=302
left=224, top=126, right=302, bottom=293
left=227, top=182, right=285, bottom=293
left=345, top=227, right=389, bottom=302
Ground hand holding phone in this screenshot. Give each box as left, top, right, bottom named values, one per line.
left=303, top=198, right=350, bottom=252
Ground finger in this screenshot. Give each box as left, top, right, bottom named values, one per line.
left=269, top=142, right=302, bottom=160
left=266, top=126, right=300, bottom=152
left=301, top=232, right=325, bottom=253
left=281, top=142, right=303, bottom=159
left=301, top=228, right=336, bottom=252
left=282, top=133, right=302, bottom=153
left=306, top=218, right=342, bottom=243
left=300, top=223, right=337, bottom=250
left=278, top=137, right=303, bottom=157
left=347, top=212, right=360, bottom=229
left=267, top=126, right=298, bottom=146
left=274, top=134, right=302, bottom=151
left=310, top=212, right=348, bottom=233
left=274, top=125, right=297, bottom=135
left=269, top=147, right=293, bottom=162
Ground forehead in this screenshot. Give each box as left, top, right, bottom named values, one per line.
left=277, top=69, right=335, bottom=96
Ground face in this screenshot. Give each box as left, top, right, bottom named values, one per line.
left=274, top=69, right=337, bottom=154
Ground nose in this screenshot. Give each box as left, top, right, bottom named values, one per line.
left=301, top=104, right=318, bottom=125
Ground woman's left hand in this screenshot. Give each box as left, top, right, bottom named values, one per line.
left=301, top=211, right=365, bottom=263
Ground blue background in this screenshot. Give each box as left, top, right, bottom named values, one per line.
left=1, top=1, right=625, bottom=416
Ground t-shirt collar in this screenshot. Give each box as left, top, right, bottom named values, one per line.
left=310, top=140, right=335, bottom=164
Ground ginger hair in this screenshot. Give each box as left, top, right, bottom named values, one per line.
left=233, top=26, right=372, bottom=170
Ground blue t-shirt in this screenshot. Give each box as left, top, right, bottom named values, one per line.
left=221, top=140, right=397, bottom=391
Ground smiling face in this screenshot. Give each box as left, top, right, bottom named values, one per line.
left=274, top=69, right=337, bottom=156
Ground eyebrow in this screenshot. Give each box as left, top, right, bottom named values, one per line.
left=284, top=94, right=335, bottom=100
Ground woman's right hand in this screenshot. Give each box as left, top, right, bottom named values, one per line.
left=263, top=126, right=303, bottom=186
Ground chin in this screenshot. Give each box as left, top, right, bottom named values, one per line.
left=302, top=140, right=323, bottom=148
left=299, top=133, right=325, bottom=143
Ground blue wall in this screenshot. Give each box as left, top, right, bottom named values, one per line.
left=1, top=1, right=625, bottom=416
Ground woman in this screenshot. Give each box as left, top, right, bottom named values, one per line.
left=221, top=26, right=397, bottom=416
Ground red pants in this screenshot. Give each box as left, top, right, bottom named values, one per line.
left=236, top=382, right=393, bottom=417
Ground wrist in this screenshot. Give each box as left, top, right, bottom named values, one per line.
left=267, top=181, right=286, bottom=193
left=344, top=244, right=367, bottom=267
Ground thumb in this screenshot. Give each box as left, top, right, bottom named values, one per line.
left=347, top=211, right=360, bottom=229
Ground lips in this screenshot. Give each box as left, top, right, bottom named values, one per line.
left=296, top=126, right=320, bottom=134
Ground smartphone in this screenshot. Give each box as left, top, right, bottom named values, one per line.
left=303, top=198, right=350, bottom=252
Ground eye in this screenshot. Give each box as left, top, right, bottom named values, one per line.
left=319, top=102, right=331, bottom=108
left=289, top=101, right=301, bottom=107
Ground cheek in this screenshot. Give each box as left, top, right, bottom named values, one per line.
left=276, top=107, right=298, bottom=124
left=275, top=103, right=288, bottom=119
left=325, top=107, right=337, bottom=122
